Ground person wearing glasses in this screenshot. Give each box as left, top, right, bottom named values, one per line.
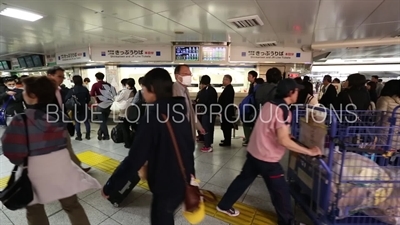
left=172, top=65, right=205, bottom=143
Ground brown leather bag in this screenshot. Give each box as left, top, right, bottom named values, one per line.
left=162, top=114, right=201, bottom=212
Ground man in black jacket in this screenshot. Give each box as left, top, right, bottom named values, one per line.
left=218, top=75, right=235, bottom=147
left=197, top=75, right=218, bottom=153
left=47, top=66, right=91, bottom=173
left=319, top=75, right=337, bottom=108
left=0, top=77, right=24, bottom=121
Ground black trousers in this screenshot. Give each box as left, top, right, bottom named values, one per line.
left=150, top=193, right=184, bottom=225
left=122, top=118, right=134, bottom=147
left=98, top=107, right=111, bottom=138
left=218, top=153, right=294, bottom=225
left=201, top=115, right=216, bottom=147
left=221, top=121, right=232, bottom=145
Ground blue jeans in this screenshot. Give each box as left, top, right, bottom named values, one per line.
left=75, top=119, right=90, bottom=137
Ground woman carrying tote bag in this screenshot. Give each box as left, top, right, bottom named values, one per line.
left=1, top=76, right=101, bottom=225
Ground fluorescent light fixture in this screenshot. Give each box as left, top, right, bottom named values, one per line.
left=0, top=7, right=43, bottom=22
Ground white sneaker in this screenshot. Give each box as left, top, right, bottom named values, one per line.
left=216, top=206, right=240, bottom=217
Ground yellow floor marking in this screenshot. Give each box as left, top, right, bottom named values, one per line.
left=77, top=151, right=277, bottom=224
left=0, top=151, right=277, bottom=224
left=0, top=176, right=10, bottom=189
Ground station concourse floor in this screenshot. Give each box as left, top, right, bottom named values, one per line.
left=0, top=124, right=303, bottom=225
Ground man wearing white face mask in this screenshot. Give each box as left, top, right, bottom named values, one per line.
left=172, top=65, right=205, bottom=143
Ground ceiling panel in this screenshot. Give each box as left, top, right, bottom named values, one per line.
left=127, top=0, right=195, bottom=13
left=128, top=14, right=199, bottom=37
left=315, top=0, right=382, bottom=29
left=279, top=33, right=314, bottom=47
left=313, top=26, right=356, bottom=42
left=257, top=0, right=319, bottom=34
left=326, top=45, right=400, bottom=59
left=368, top=45, right=400, bottom=57
left=193, top=0, right=276, bottom=37
left=95, top=21, right=173, bottom=42
left=0, top=15, right=97, bottom=35
left=0, top=0, right=399, bottom=58
left=363, top=0, right=400, bottom=24
left=158, top=5, right=235, bottom=34
left=72, top=0, right=154, bottom=21
left=3, top=0, right=126, bottom=30
left=352, top=21, right=400, bottom=39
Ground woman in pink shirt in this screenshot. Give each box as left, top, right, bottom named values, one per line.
left=216, top=79, right=322, bottom=225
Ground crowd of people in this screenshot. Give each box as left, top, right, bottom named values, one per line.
left=0, top=65, right=399, bottom=225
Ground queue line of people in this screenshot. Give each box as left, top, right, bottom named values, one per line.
left=3, top=64, right=399, bottom=225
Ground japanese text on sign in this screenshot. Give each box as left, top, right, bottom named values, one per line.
left=247, top=50, right=295, bottom=59
left=60, top=53, right=84, bottom=61
left=105, top=50, right=154, bottom=58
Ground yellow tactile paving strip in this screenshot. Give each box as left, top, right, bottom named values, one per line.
left=0, top=176, right=10, bottom=188
left=1, top=151, right=277, bottom=224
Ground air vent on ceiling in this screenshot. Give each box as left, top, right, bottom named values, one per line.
left=227, top=15, right=264, bottom=28
left=120, top=36, right=147, bottom=43
left=256, top=41, right=277, bottom=47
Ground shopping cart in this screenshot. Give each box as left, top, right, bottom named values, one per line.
left=288, top=105, right=400, bottom=225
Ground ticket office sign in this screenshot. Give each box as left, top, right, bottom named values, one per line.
left=91, top=46, right=172, bottom=62
left=230, top=46, right=312, bottom=63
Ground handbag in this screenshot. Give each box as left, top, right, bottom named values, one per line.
left=0, top=96, right=12, bottom=126
left=161, top=114, right=201, bottom=213
left=0, top=114, right=33, bottom=210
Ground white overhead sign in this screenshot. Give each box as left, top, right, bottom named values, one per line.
left=56, top=48, right=90, bottom=64
left=91, top=46, right=172, bottom=62
left=230, top=46, right=312, bottom=63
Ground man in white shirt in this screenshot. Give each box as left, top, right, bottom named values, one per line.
left=172, top=65, right=205, bottom=141
left=47, top=67, right=91, bottom=172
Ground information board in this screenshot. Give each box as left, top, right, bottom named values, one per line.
left=174, top=46, right=200, bottom=61
left=201, top=46, right=227, bottom=62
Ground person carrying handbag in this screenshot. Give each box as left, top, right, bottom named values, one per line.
left=102, top=68, right=198, bottom=225
left=1, top=76, right=101, bottom=225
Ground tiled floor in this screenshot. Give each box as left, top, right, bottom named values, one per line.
left=0, top=124, right=289, bottom=225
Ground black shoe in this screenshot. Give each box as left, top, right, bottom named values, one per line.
left=85, top=134, right=90, bottom=140
left=103, top=137, right=110, bottom=140
left=97, top=130, right=102, bottom=140
left=219, top=143, right=231, bottom=147
left=220, top=140, right=225, bottom=143
left=75, top=134, right=82, bottom=141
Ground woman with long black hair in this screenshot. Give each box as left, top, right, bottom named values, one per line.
left=336, top=73, right=370, bottom=110
left=102, top=68, right=195, bottom=225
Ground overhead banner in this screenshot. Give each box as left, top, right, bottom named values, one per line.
left=91, top=46, right=172, bottom=62
left=230, top=46, right=312, bottom=63
left=56, top=48, right=90, bottom=64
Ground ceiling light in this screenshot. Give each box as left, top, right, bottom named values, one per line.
left=0, top=7, right=43, bottom=22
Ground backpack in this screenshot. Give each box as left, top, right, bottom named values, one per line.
left=65, top=89, right=80, bottom=111
left=239, top=92, right=257, bottom=123
left=111, top=123, right=124, bottom=143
